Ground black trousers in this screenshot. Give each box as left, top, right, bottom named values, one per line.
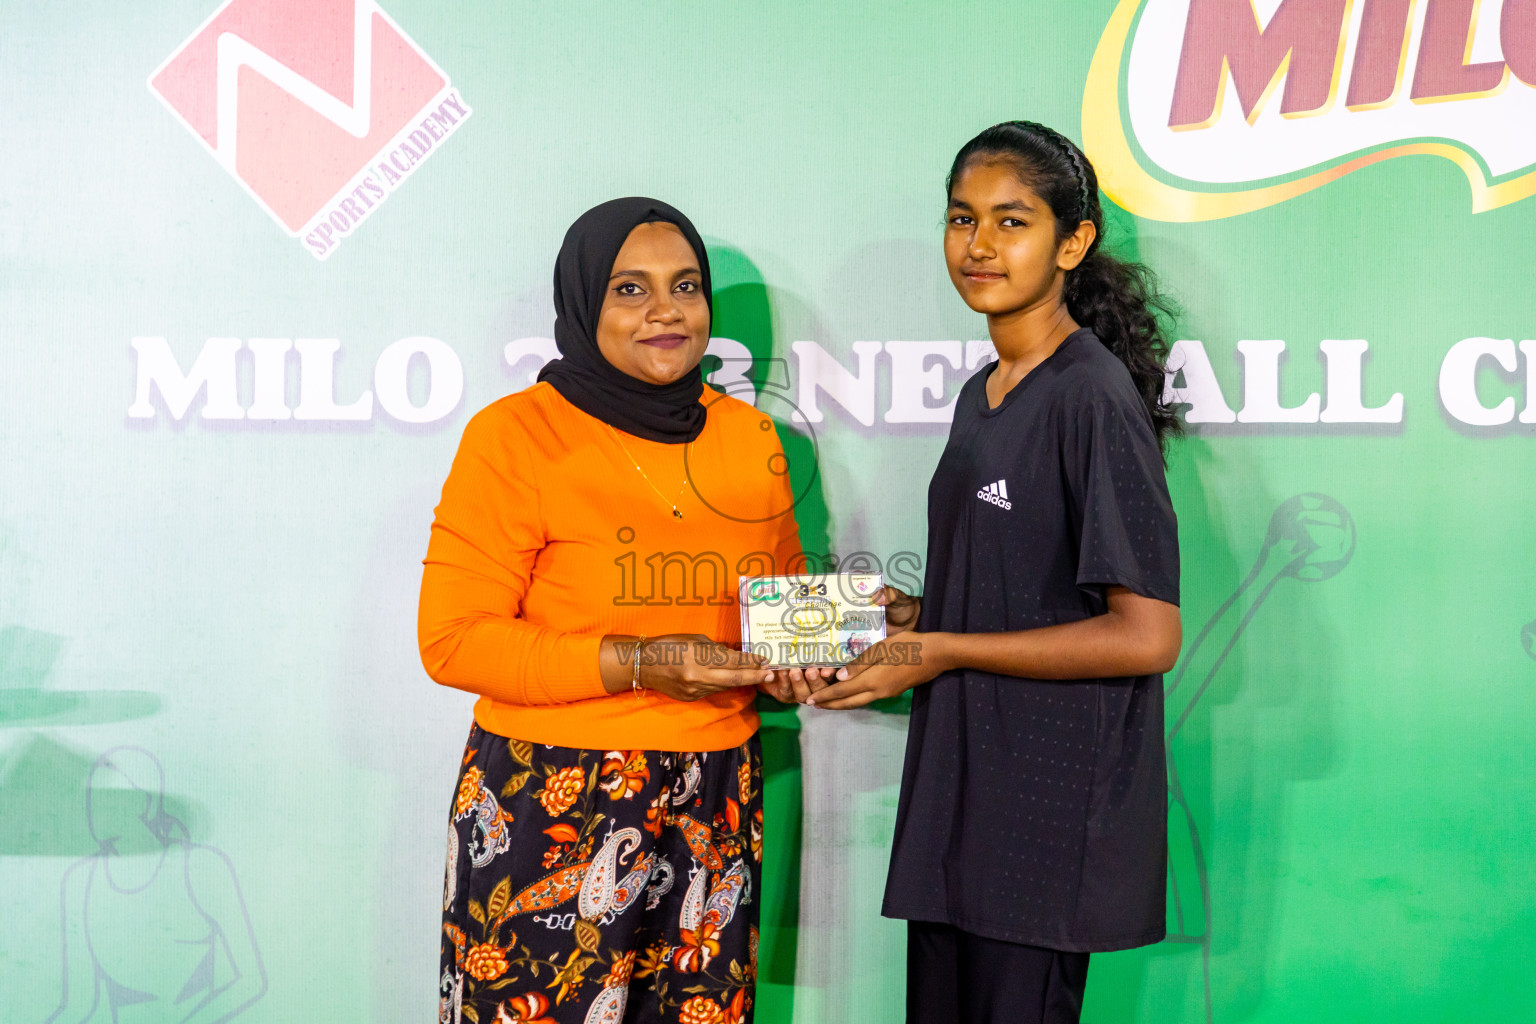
left=907, top=921, right=1090, bottom=1024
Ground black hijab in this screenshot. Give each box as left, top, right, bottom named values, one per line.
left=536, top=197, right=712, bottom=443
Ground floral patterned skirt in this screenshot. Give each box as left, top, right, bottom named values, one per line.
left=441, top=722, right=762, bottom=1024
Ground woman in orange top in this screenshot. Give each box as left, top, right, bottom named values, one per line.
left=420, top=197, right=801, bottom=1024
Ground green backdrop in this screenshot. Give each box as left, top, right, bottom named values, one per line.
left=3, top=1, right=1533, bottom=1021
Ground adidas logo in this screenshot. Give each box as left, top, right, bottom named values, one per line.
left=976, top=479, right=1012, bottom=510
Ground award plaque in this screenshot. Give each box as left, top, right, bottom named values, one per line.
left=739, top=572, right=887, bottom=666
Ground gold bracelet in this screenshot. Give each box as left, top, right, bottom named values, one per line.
left=632, top=635, right=647, bottom=697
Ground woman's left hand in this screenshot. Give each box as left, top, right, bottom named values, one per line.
left=759, top=667, right=822, bottom=703
left=758, top=671, right=795, bottom=703
left=805, top=632, right=949, bottom=709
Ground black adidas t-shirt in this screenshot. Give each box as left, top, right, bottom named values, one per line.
left=881, top=329, right=1179, bottom=952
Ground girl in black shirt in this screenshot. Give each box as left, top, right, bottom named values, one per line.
left=797, top=122, right=1183, bottom=1024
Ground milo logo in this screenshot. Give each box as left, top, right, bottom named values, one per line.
left=1085, top=0, right=1536, bottom=220
left=748, top=580, right=780, bottom=602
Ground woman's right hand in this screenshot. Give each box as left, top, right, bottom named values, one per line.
left=601, top=634, right=771, bottom=702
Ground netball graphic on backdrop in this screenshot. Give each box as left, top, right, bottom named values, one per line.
left=148, top=0, right=470, bottom=259
left=1085, top=0, right=1536, bottom=220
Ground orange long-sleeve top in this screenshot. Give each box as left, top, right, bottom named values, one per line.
left=418, top=381, right=803, bottom=752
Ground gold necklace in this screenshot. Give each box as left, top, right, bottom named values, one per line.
left=607, top=425, right=688, bottom=520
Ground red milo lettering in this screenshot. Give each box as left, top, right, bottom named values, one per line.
left=1168, top=0, right=1352, bottom=129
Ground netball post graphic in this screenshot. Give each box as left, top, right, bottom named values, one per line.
left=148, top=0, right=470, bottom=259
left=1086, top=0, right=1536, bottom=220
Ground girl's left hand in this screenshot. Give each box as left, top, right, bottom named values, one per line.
left=805, top=632, right=949, bottom=709
left=873, top=586, right=921, bottom=636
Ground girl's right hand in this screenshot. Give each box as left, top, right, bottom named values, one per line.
left=781, top=589, right=923, bottom=701
left=875, top=587, right=921, bottom=636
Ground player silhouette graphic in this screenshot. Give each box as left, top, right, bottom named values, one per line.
left=46, top=747, right=266, bottom=1023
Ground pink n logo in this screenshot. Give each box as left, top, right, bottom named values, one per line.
left=149, top=0, right=470, bottom=259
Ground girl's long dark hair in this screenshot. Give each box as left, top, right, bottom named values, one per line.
left=948, top=121, right=1182, bottom=449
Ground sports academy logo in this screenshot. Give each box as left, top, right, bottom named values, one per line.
left=1083, top=0, right=1536, bottom=221
left=148, top=0, right=471, bottom=259
left=977, top=479, right=1013, bottom=510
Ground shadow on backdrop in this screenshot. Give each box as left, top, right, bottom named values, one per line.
left=0, top=626, right=159, bottom=732
left=1079, top=203, right=1346, bottom=1023
left=1163, top=491, right=1355, bottom=1024
left=708, top=242, right=833, bottom=1022
left=0, top=622, right=163, bottom=858
left=334, top=480, right=474, bottom=1024
left=1082, top=437, right=1351, bottom=1024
